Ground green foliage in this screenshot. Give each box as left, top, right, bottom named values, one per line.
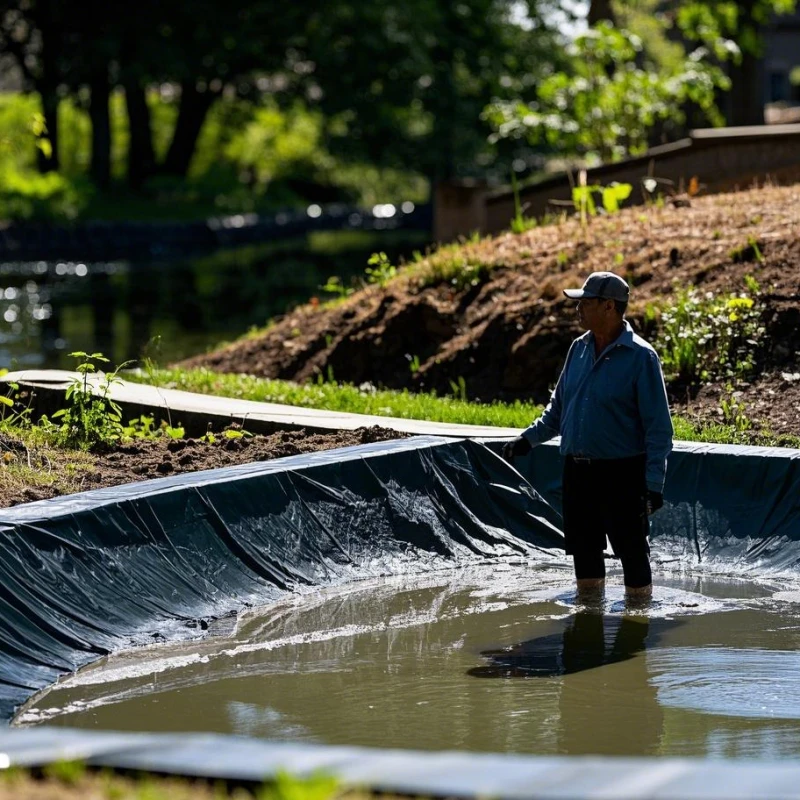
left=0, top=166, right=88, bottom=221
left=320, top=276, right=355, bottom=300
left=601, top=182, right=633, bottom=213
left=255, top=772, right=338, bottom=800
left=0, top=376, right=33, bottom=430
left=365, top=251, right=397, bottom=287
left=572, top=184, right=597, bottom=226
left=410, top=241, right=493, bottom=291
left=484, top=21, right=729, bottom=162
left=650, top=283, right=765, bottom=385
left=676, top=0, right=796, bottom=59
left=223, top=101, right=329, bottom=192
left=30, top=111, right=52, bottom=160
left=0, top=92, right=428, bottom=221
left=729, top=236, right=765, bottom=264
left=719, top=388, right=751, bottom=432
left=121, top=415, right=185, bottom=441
left=48, top=352, right=131, bottom=451
left=0, top=93, right=47, bottom=166
left=570, top=180, right=632, bottom=225
left=42, top=760, right=86, bottom=785
left=449, top=375, right=468, bottom=402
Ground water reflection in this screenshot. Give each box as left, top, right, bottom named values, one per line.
left=22, top=572, right=800, bottom=759
left=0, top=231, right=428, bottom=369
left=469, top=611, right=665, bottom=755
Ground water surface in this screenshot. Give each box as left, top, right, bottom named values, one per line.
left=19, top=565, right=800, bottom=759
left=0, top=230, right=428, bottom=368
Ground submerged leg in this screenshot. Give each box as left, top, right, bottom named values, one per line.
left=573, top=552, right=606, bottom=605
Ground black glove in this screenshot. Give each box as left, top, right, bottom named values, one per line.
left=502, top=435, right=532, bottom=462
left=646, top=490, right=663, bottom=515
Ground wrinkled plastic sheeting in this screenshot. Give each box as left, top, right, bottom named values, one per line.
left=0, top=436, right=564, bottom=723
left=5, top=728, right=800, bottom=800
left=522, top=440, right=800, bottom=574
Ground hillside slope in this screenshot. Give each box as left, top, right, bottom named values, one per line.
left=181, top=183, right=800, bottom=436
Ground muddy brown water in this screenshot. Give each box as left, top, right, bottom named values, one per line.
left=17, top=564, right=800, bottom=759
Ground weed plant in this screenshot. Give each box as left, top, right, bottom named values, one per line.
left=510, top=171, right=538, bottom=234
left=364, top=251, right=397, bottom=287
left=45, top=352, right=131, bottom=450
left=647, top=280, right=765, bottom=385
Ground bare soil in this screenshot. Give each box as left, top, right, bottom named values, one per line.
left=0, top=426, right=405, bottom=509
left=181, top=183, right=800, bottom=438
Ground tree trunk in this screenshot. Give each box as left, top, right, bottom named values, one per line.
left=89, top=69, right=111, bottom=189
left=160, top=81, right=218, bottom=178
left=35, top=6, right=60, bottom=173
left=727, top=49, right=764, bottom=126
left=36, top=84, right=60, bottom=173
left=124, top=79, right=156, bottom=190
left=588, top=0, right=614, bottom=26
left=725, top=0, right=764, bottom=126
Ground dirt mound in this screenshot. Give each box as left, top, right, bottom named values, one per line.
left=181, top=183, right=800, bottom=432
left=0, top=426, right=405, bottom=509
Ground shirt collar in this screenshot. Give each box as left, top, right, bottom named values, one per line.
left=582, top=320, right=636, bottom=351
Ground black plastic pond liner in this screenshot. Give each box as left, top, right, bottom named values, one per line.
left=521, top=440, right=800, bottom=573
left=0, top=436, right=564, bottom=723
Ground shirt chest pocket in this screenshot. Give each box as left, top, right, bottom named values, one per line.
left=595, top=354, right=637, bottom=407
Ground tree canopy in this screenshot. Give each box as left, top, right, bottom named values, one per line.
left=0, top=0, right=796, bottom=209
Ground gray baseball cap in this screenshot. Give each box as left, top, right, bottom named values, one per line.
left=563, top=271, right=630, bottom=302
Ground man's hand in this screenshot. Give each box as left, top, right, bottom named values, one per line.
left=502, top=435, right=532, bottom=462
left=646, top=490, right=663, bottom=515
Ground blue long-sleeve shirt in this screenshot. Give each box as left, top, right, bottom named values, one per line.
left=522, top=320, right=673, bottom=492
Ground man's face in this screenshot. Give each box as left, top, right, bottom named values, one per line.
left=576, top=296, right=611, bottom=330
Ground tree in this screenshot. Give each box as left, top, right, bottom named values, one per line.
left=0, top=0, right=75, bottom=171
left=301, top=0, right=566, bottom=183
left=484, top=21, right=729, bottom=162
left=675, top=0, right=797, bottom=126
left=485, top=0, right=798, bottom=161
left=0, top=0, right=566, bottom=193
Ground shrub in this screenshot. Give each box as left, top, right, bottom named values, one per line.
left=0, top=167, right=88, bottom=221
left=649, top=282, right=765, bottom=385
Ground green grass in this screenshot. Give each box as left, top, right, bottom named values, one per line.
left=406, top=237, right=496, bottom=291
left=1, top=763, right=348, bottom=800
left=130, top=367, right=800, bottom=448
left=132, top=367, right=544, bottom=428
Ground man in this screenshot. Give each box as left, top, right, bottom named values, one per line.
left=503, top=271, right=672, bottom=602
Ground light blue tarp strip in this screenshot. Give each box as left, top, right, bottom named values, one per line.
left=3, top=727, right=800, bottom=800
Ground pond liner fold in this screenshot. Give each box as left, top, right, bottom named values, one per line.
left=0, top=435, right=564, bottom=723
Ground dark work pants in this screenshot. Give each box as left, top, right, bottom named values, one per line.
left=561, top=454, right=652, bottom=588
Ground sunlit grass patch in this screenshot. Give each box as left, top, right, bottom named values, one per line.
left=0, top=424, right=96, bottom=498
left=0, top=762, right=360, bottom=800
left=129, top=368, right=800, bottom=449
left=404, top=237, right=498, bottom=291
left=132, top=368, right=544, bottom=429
